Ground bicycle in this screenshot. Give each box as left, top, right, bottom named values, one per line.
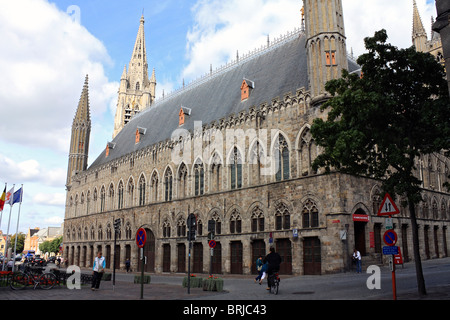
left=10, top=267, right=58, bottom=290
left=268, top=272, right=280, bottom=295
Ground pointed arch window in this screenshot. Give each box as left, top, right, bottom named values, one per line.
left=302, top=199, right=319, bottom=228
left=164, top=168, right=173, bottom=202
left=118, top=181, right=124, bottom=209
left=163, top=220, right=171, bottom=238
left=251, top=206, right=265, bottom=232
left=230, top=147, right=242, bottom=190
left=139, top=175, right=146, bottom=206
left=275, top=134, right=290, bottom=181
left=211, top=211, right=222, bottom=235
left=177, top=217, right=186, bottom=237
left=151, top=171, right=159, bottom=202
left=178, top=163, right=188, bottom=198
left=127, top=178, right=134, bottom=207
left=100, top=186, right=106, bottom=213
left=194, top=161, right=205, bottom=196
left=275, top=202, right=290, bottom=230
left=229, top=209, right=242, bottom=234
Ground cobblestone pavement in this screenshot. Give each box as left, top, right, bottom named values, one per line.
left=0, top=257, right=448, bottom=301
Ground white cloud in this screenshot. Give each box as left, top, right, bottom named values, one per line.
left=0, top=0, right=118, bottom=154
left=0, top=154, right=66, bottom=187
left=181, top=0, right=437, bottom=85
left=32, top=193, right=66, bottom=207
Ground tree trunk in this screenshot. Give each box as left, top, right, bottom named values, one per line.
left=408, top=199, right=427, bottom=296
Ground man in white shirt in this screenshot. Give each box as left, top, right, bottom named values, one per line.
left=91, top=251, right=106, bottom=291
left=353, top=249, right=362, bottom=273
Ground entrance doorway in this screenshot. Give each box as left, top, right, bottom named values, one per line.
left=251, top=240, right=266, bottom=274
left=303, top=237, right=321, bottom=275
left=230, top=241, right=243, bottom=274
left=276, top=239, right=292, bottom=274
left=354, top=222, right=366, bottom=256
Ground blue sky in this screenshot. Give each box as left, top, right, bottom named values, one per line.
left=0, top=0, right=438, bottom=234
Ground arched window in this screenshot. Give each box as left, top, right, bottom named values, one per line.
left=194, top=161, right=204, bottom=196
left=177, top=217, right=186, bottom=237
left=136, top=82, right=140, bottom=91
left=250, top=141, right=265, bottom=185
left=127, top=178, right=134, bottom=207
left=163, top=220, right=171, bottom=238
left=302, top=199, right=319, bottom=228
left=275, top=202, right=290, bottom=230
left=151, top=171, right=159, bottom=202
left=118, top=181, right=124, bottom=209
left=275, top=134, right=289, bottom=181
left=230, top=147, right=242, bottom=190
left=139, top=175, right=146, bottom=206
left=251, top=206, right=265, bottom=232
left=100, top=187, right=106, bottom=213
left=165, top=168, right=173, bottom=202
left=210, top=152, right=222, bottom=192
left=178, top=163, right=188, bottom=198
left=229, top=209, right=242, bottom=234
left=211, top=211, right=222, bottom=235
left=299, top=128, right=317, bottom=176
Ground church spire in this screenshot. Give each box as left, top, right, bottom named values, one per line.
left=412, top=0, right=428, bottom=52
left=67, top=75, right=91, bottom=188
left=113, top=14, right=156, bottom=139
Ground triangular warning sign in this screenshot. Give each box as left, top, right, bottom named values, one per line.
left=377, top=193, right=400, bottom=216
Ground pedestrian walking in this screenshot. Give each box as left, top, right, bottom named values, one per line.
left=353, top=248, right=362, bottom=273
left=125, top=258, right=131, bottom=273
left=254, top=256, right=263, bottom=283
left=91, top=251, right=106, bottom=291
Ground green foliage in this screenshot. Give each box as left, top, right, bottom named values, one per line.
left=311, top=29, right=450, bottom=203
left=39, top=236, right=63, bottom=255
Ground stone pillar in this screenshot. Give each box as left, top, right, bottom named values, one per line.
left=433, top=0, right=450, bottom=96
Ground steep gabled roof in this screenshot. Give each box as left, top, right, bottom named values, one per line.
left=89, top=30, right=358, bottom=170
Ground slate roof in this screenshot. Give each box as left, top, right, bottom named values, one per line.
left=89, top=31, right=359, bottom=170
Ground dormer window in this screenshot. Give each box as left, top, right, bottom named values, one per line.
left=105, top=142, right=116, bottom=158
left=135, top=127, right=147, bottom=144
left=241, top=79, right=254, bottom=101
left=179, top=106, right=191, bottom=126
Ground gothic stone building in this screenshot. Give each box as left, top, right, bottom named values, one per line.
left=63, top=1, right=450, bottom=275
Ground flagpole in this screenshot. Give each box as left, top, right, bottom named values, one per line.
left=0, top=183, right=6, bottom=233
left=2, top=184, right=14, bottom=271
left=12, top=185, right=23, bottom=273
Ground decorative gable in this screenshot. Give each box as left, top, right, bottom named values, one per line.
left=241, top=79, right=254, bottom=101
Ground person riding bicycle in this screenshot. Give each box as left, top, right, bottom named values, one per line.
left=263, top=247, right=281, bottom=290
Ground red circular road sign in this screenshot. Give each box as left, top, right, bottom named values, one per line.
left=136, top=228, right=147, bottom=248
left=383, top=230, right=398, bottom=247
left=208, top=240, right=216, bottom=249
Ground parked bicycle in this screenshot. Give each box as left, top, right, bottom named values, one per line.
left=10, top=266, right=58, bottom=290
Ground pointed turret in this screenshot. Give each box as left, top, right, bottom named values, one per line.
left=67, top=75, right=91, bottom=188
left=412, top=0, right=428, bottom=52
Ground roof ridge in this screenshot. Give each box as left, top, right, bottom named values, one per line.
left=149, top=27, right=305, bottom=109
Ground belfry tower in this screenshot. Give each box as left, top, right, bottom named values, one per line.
left=66, top=75, right=91, bottom=188
left=113, top=14, right=156, bottom=139
left=303, top=0, right=348, bottom=105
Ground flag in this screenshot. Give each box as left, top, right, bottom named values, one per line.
left=12, top=187, right=23, bottom=205
left=0, top=186, right=5, bottom=211
left=5, top=187, right=14, bottom=205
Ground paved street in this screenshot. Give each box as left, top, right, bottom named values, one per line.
left=1, top=257, right=449, bottom=301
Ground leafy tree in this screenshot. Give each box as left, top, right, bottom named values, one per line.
left=10, top=233, right=25, bottom=253
left=311, top=29, right=450, bottom=296
left=39, top=236, right=63, bottom=255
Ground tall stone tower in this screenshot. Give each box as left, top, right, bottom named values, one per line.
left=303, top=0, right=348, bottom=105
left=113, top=14, right=156, bottom=139
left=412, top=0, right=428, bottom=53
left=66, top=75, right=91, bottom=188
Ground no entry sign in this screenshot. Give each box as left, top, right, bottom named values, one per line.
left=136, top=228, right=147, bottom=248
